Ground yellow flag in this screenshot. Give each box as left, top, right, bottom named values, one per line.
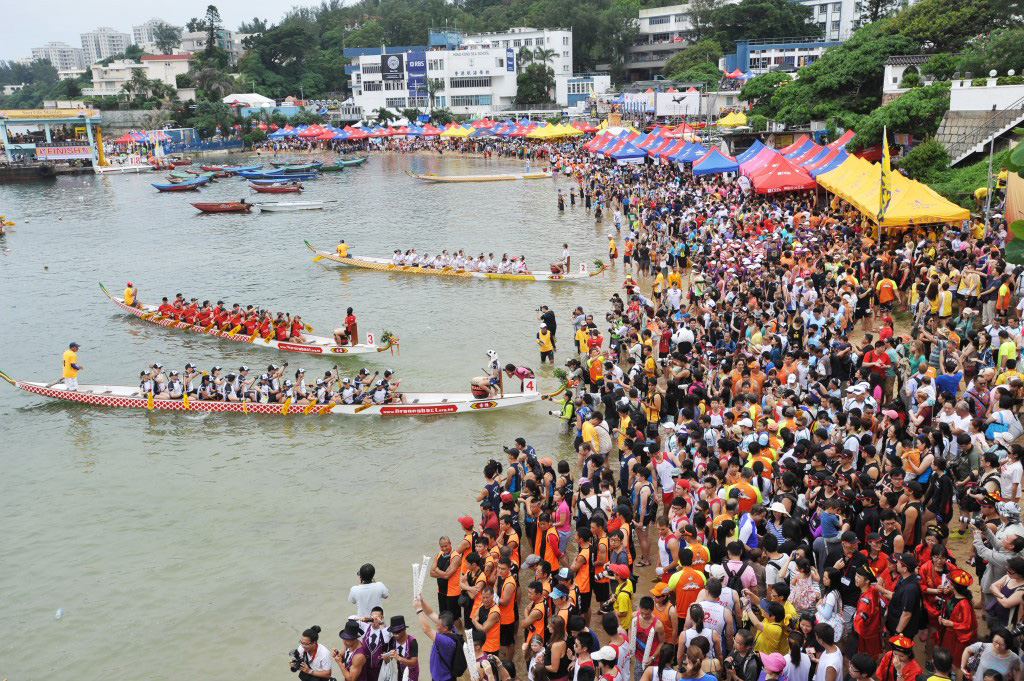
left=878, top=126, right=892, bottom=224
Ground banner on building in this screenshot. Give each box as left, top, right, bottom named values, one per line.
left=381, top=53, right=404, bottom=81
left=655, top=92, right=699, bottom=117
left=407, top=51, right=427, bottom=97
left=35, top=142, right=92, bottom=160
left=506, top=48, right=515, bottom=72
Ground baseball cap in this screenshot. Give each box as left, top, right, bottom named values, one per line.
left=894, top=553, right=917, bottom=570
left=457, top=516, right=474, bottom=530
left=592, top=646, right=618, bottom=662
left=840, top=531, right=858, bottom=543
left=760, top=653, right=786, bottom=673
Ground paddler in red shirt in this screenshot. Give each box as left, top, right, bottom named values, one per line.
left=158, top=297, right=175, bottom=317
left=242, top=312, right=258, bottom=335
left=225, top=306, right=241, bottom=331
left=274, top=315, right=290, bottom=341
left=258, top=314, right=272, bottom=339
left=171, top=299, right=185, bottom=320
left=290, top=316, right=307, bottom=343
left=197, top=301, right=213, bottom=327
left=345, top=307, right=358, bottom=343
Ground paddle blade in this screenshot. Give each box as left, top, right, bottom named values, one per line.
left=182, top=393, right=190, bottom=410
left=242, top=399, right=248, bottom=414
left=280, top=397, right=292, bottom=414
left=147, top=392, right=154, bottom=411
left=313, top=255, right=324, bottom=262
left=303, top=400, right=317, bottom=415
left=354, top=403, right=373, bottom=413
left=248, top=330, right=259, bottom=343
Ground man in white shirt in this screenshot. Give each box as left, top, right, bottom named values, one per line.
left=348, top=563, right=389, bottom=617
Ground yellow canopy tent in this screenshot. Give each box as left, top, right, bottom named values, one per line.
left=717, top=112, right=741, bottom=127
left=817, top=156, right=969, bottom=226
left=441, top=125, right=473, bottom=138
left=559, top=123, right=584, bottom=136
left=730, top=112, right=747, bottom=126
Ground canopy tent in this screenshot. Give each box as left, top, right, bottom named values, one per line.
left=608, top=143, right=648, bottom=163
left=667, top=143, right=699, bottom=163
left=645, top=137, right=674, bottom=158
left=686, top=87, right=698, bottom=93
left=740, top=147, right=780, bottom=177
left=790, top=143, right=825, bottom=165
left=297, top=124, right=326, bottom=138
left=736, top=140, right=767, bottom=163
left=778, top=135, right=809, bottom=155
left=638, top=132, right=665, bottom=150
left=584, top=132, right=614, bottom=152
left=664, top=122, right=695, bottom=138
left=798, top=147, right=833, bottom=169
left=828, top=129, right=855, bottom=149
left=783, top=138, right=815, bottom=159
left=420, top=124, right=442, bottom=137
left=725, top=69, right=744, bottom=79
left=809, top=150, right=849, bottom=178
left=596, top=133, right=628, bottom=155
left=717, top=112, right=747, bottom=127
left=658, top=140, right=687, bottom=160
left=692, top=149, right=738, bottom=175
left=113, top=132, right=139, bottom=144
left=749, top=156, right=816, bottom=194
left=676, top=142, right=710, bottom=162
left=816, top=156, right=969, bottom=225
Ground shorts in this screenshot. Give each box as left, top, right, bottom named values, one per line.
left=541, top=350, right=554, bottom=362
left=624, top=255, right=632, bottom=265
left=578, top=590, right=592, bottom=612
left=662, top=491, right=673, bottom=507
left=439, top=593, right=460, bottom=618
left=879, top=301, right=893, bottom=312
left=500, top=622, right=516, bottom=647
left=63, top=377, right=78, bottom=390
left=593, top=580, right=610, bottom=604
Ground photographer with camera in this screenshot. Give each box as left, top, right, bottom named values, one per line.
left=725, top=629, right=761, bottom=681
left=289, top=625, right=334, bottom=680
left=973, top=514, right=1024, bottom=618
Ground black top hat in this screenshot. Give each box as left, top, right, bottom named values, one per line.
left=388, top=615, right=408, bottom=633
left=340, top=620, right=362, bottom=640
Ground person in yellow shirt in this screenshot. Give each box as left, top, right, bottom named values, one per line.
left=652, top=271, right=664, bottom=302
left=537, top=323, right=554, bottom=364
left=60, top=341, right=83, bottom=391
left=668, top=267, right=682, bottom=290
left=123, top=281, right=139, bottom=308
left=607, top=235, right=618, bottom=265
left=336, top=240, right=350, bottom=258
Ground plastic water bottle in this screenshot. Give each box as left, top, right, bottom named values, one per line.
left=55, top=608, right=63, bottom=621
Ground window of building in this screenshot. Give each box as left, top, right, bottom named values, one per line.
left=384, top=80, right=406, bottom=91
left=563, top=36, right=569, bottom=45
left=436, top=96, right=445, bottom=107
left=818, top=4, right=827, bottom=13
left=408, top=97, right=428, bottom=107
left=524, top=38, right=533, bottom=46
left=362, top=64, right=381, bottom=74
left=428, top=59, right=444, bottom=70
left=563, top=65, right=569, bottom=71
left=648, top=15, right=670, bottom=24
left=832, top=2, right=841, bottom=10
left=513, top=39, right=521, bottom=46
left=385, top=97, right=407, bottom=108
left=725, top=96, right=734, bottom=105
left=831, top=20, right=840, bottom=30
left=496, top=58, right=504, bottom=67
left=449, top=76, right=492, bottom=88
left=563, top=50, right=569, bottom=57
left=450, top=94, right=492, bottom=107
left=363, top=81, right=382, bottom=91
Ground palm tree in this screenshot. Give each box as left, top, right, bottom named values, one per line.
left=122, top=68, right=151, bottom=101
left=533, top=47, right=558, bottom=65
left=192, top=67, right=233, bottom=99
left=517, top=46, right=534, bottom=73
left=426, top=78, right=445, bottom=110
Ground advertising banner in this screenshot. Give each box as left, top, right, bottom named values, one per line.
left=506, top=48, right=515, bottom=72
left=406, top=51, right=427, bottom=97
left=655, top=92, right=699, bottom=117
left=381, top=53, right=404, bottom=81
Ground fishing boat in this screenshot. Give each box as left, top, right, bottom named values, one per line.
left=199, top=164, right=262, bottom=173
left=98, top=283, right=396, bottom=356
left=152, top=177, right=206, bottom=191
left=270, top=160, right=324, bottom=168
left=317, top=162, right=346, bottom=172
left=304, top=241, right=608, bottom=282
left=237, top=170, right=319, bottom=181
left=338, top=157, right=369, bottom=167
left=406, top=170, right=551, bottom=183
left=249, top=182, right=302, bottom=194
left=258, top=201, right=325, bottom=212
left=0, top=370, right=550, bottom=416
left=168, top=158, right=193, bottom=168
left=277, top=163, right=323, bottom=173
left=191, top=201, right=253, bottom=213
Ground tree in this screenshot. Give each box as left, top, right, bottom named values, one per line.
left=427, top=78, right=445, bottom=110
left=204, top=5, right=223, bottom=59
left=957, top=29, right=1024, bottom=79
left=516, top=63, right=555, bottom=105
left=429, top=108, right=456, bottom=126
left=517, top=45, right=534, bottom=73
left=185, top=17, right=206, bottom=33
left=851, top=82, right=950, bottom=145
left=854, top=0, right=903, bottom=27
left=921, top=53, right=959, bottom=80
left=373, top=107, right=397, bottom=124
left=739, top=71, right=792, bottom=105
left=688, top=0, right=722, bottom=41
left=122, top=68, right=152, bottom=100
left=192, top=67, right=234, bottom=99
left=533, top=47, right=557, bottom=65
left=188, top=100, right=232, bottom=137
left=885, top=0, right=1012, bottom=53
left=400, top=107, right=422, bottom=122
left=895, top=138, right=950, bottom=182
left=238, top=17, right=269, bottom=34
left=153, top=22, right=182, bottom=55
left=663, top=39, right=722, bottom=78
left=668, top=62, right=724, bottom=88
left=899, top=71, right=922, bottom=88
left=711, top=0, right=815, bottom=49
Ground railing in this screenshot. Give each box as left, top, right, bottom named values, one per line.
left=163, top=140, right=244, bottom=153
left=740, top=35, right=826, bottom=46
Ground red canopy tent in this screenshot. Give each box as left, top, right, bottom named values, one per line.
left=749, top=156, right=816, bottom=194
left=790, top=144, right=824, bottom=165
left=317, top=130, right=337, bottom=140
left=801, top=148, right=840, bottom=173
left=298, top=125, right=325, bottom=138
left=645, top=138, right=673, bottom=157
left=686, top=87, right=698, bottom=93
left=666, top=88, right=677, bottom=93
left=658, top=140, right=686, bottom=160
left=726, top=69, right=744, bottom=79
left=420, top=125, right=441, bottom=137
left=346, top=127, right=369, bottom=139
left=270, top=124, right=279, bottom=131
left=665, top=122, right=695, bottom=138
left=113, top=132, right=137, bottom=144
left=828, top=129, right=855, bottom=149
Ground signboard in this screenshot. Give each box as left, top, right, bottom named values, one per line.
left=35, top=142, right=92, bottom=160
left=506, top=47, right=515, bottom=72
left=406, top=51, right=427, bottom=98
left=0, top=108, right=98, bottom=119
left=381, top=53, right=404, bottom=81
left=655, top=92, right=699, bottom=117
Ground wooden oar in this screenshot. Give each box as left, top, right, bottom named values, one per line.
left=354, top=402, right=374, bottom=413
left=227, top=324, right=242, bottom=335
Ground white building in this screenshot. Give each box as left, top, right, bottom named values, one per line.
left=57, top=68, right=88, bottom=81
left=31, top=42, right=86, bottom=71
left=82, top=55, right=192, bottom=99
left=3, top=84, right=26, bottom=95
left=133, top=19, right=170, bottom=48
left=178, top=29, right=251, bottom=66
left=81, top=27, right=133, bottom=64
left=460, top=27, right=574, bottom=78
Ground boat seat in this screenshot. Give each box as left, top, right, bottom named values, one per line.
left=441, top=399, right=448, bottom=403
left=412, top=399, right=419, bottom=404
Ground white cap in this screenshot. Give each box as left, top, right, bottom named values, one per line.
left=739, top=418, right=754, bottom=428
left=592, top=646, right=619, bottom=662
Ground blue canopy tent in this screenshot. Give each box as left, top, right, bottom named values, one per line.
left=799, top=147, right=832, bottom=167
left=736, top=140, right=766, bottom=163
left=692, top=149, right=739, bottom=175
left=268, top=128, right=289, bottom=139
left=406, top=125, right=423, bottom=137
left=783, top=138, right=815, bottom=159
left=809, top=150, right=849, bottom=178
left=676, top=142, right=710, bottom=163
left=608, top=143, right=648, bottom=164
left=595, top=132, right=628, bottom=154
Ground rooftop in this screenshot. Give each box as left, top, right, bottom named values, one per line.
left=884, top=55, right=930, bottom=66
left=141, top=54, right=190, bottom=61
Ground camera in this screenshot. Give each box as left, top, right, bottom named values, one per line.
left=1009, top=621, right=1024, bottom=638
left=289, top=649, right=303, bottom=673
left=958, top=515, right=984, bottom=527
left=723, top=659, right=735, bottom=670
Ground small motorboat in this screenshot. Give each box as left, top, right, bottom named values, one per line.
left=191, top=201, right=253, bottom=213
left=249, top=182, right=302, bottom=194
left=338, top=157, right=369, bottom=167
left=152, top=177, right=207, bottom=191
left=256, top=201, right=325, bottom=212
left=317, top=162, right=346, bottom=172
left=270, top=160, right=324, bottom=168
left=237, top=170, right=319, bottom=180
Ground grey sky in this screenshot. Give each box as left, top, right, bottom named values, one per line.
left=5, top=1, right=300, bottom=61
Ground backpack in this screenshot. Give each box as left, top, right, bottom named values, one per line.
left=723, top=560, right=750, bottom=592
left=438, top=632, right=468, bottom=679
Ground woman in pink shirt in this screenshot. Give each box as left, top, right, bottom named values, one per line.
left=553, top=487, right=572, bottom=565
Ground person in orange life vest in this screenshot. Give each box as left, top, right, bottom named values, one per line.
left=429, top=536, right=463, bottom=622
left=520, top=580, right=548, bottom=651
left=590, top=516, right=612, bottom=606
left=938, top=568, right=977, bottom=671
left=876, top=635, right=922, bottom=681
left=666, top=548, right=706, bottom=628
left=853, top=565, right=883, bottom=658
left=533, top=512, right=562, bottom=572
left=460, top=552, right=486, bottom=626
left=571, top=527, right=595, bottom=625
left=469, top=584, right=501, bottom=655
